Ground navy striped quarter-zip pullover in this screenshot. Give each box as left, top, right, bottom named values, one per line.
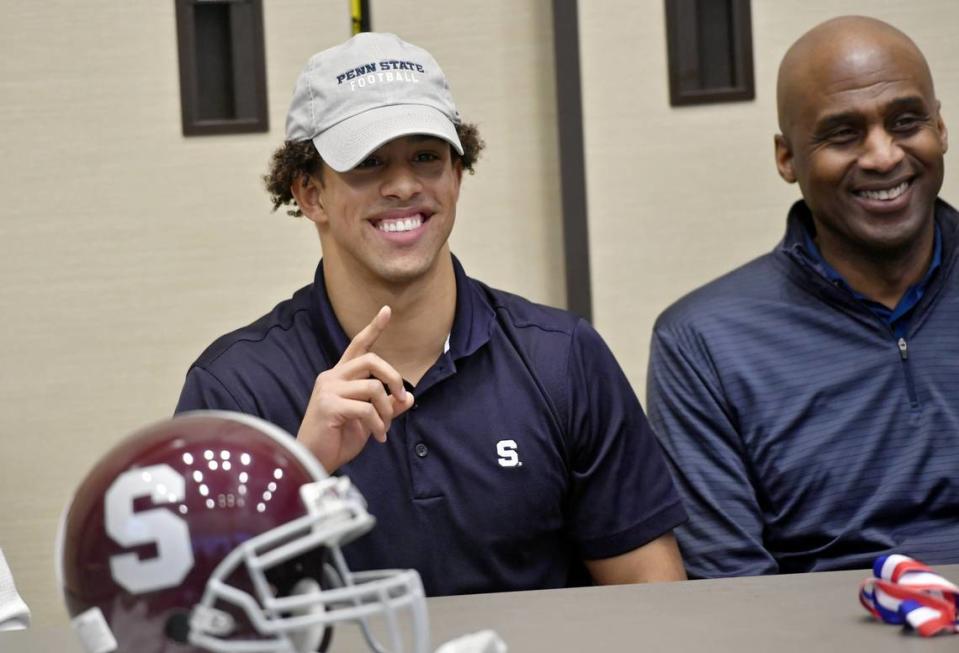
left=648, top=199, right=959, bottom=579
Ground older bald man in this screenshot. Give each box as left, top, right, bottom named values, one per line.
left=647, top=16, right=959, bottom=578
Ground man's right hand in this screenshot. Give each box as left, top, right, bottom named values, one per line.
left=297, top=306, right=414, bottom=473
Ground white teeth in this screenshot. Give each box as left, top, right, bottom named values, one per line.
left=376, top=214, right=423, bottom=233
left=858, top=181, right=909, bottom=201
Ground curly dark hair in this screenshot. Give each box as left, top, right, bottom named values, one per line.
left=264, top=122, right=485, bottom=217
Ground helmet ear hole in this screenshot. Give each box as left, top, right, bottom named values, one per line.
left=164, top=611, right=192, bottom=644
left=265, top=547, right=334, bottom=652
left=264, top=546, right=331, bottom=596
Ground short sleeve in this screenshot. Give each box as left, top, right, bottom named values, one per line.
left=566, top=320, right=687, bottom=559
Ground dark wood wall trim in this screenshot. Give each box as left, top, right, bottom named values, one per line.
left=175, top=0, right=269, bottom=136
left=551, top=0, right=593, bottom=321
left=665, top=0, right=755, bottom=106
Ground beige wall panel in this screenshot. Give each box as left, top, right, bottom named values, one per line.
left=0, top=0, right=560, bottom=625
left=580, top=0, right=959, bottom=401
left=373, top=1, right=564, bottom=305
left=0, top=0, right=340, bottom=624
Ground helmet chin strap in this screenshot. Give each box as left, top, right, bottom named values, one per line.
left=288, top=578, right=330, bottom=653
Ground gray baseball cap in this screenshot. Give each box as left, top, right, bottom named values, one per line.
left=285, top=32, right=464, bottom=172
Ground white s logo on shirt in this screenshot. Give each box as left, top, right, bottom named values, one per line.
left=496, top=440, right=521, bottom=467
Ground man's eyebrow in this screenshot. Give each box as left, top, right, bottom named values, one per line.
left=884, top=95, right=931, bottom=114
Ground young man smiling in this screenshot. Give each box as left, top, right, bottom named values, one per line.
left=177, top=33, right=686, bottom=594
left=647, top=16, right=959, bottom=579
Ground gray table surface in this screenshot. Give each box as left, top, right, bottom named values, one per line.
left=3, top=565, right=957, bottom=652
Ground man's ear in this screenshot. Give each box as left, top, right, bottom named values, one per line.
left=290, top=172, right=328, bottom=225
left=936, top=100, right=948, bottom=154
left=774, top=134, right=797, bottom=184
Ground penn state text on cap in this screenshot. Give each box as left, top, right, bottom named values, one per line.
left=285, top=32, right=463, bottom=172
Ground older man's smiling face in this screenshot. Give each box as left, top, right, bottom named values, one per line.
left=775, top=24, right=948, bottom=260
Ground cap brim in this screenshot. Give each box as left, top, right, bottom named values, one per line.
left=313, top=104, right=463, bottom=173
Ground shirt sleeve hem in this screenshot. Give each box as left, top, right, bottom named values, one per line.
left=576, top=500, right=688, bottom=560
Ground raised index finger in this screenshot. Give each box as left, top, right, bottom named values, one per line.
left=342, top=305, right=391, bottom=362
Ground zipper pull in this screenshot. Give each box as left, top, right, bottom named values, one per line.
left=897, top=337, right=909, bottom=360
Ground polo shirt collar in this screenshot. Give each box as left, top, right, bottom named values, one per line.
left=309, top=255, right=495, bottom=366
left=447, top=255, right=496, bottom=360
left=309, top=262, right=351, bottom=365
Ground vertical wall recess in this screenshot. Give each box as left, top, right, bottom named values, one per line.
left=665, top=0, right=754, bottom=106
left=552, top=0, right=592, bottom=322
left=175, top=0, right=269, bottom=135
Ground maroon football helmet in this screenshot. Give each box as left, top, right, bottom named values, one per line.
left=57, top=411, right=428, bottom=653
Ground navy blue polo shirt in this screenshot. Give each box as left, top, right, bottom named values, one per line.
left=176, top=256, right=686, bottom=595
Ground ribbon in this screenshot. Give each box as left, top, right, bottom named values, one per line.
left=859, top=554, right=959, bottom=637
